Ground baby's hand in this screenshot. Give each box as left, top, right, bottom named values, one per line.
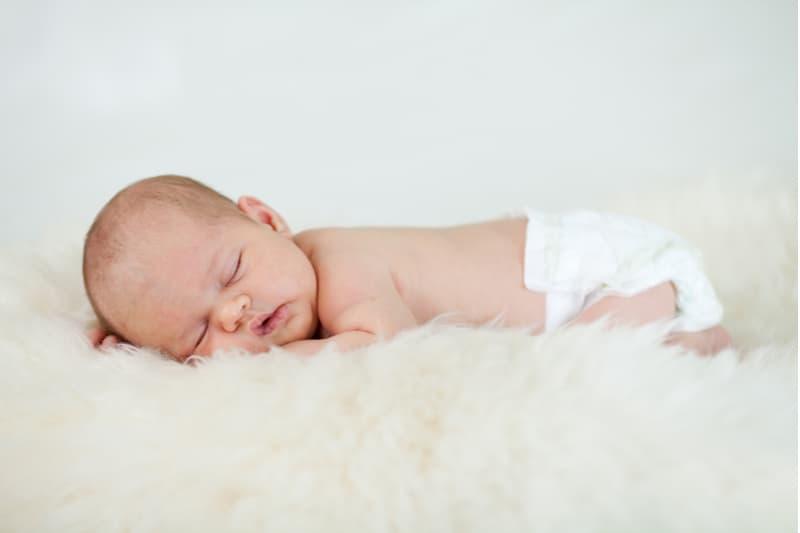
left=86, top=326, right=122, bottom=350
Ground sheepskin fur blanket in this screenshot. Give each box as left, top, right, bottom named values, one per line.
left=0, top=177, right=795, bottom=533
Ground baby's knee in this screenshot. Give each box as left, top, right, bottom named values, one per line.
left=569, top=281, right=677, bottom=328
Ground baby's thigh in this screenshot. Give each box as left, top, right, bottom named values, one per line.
left=501, top=287, right=548, bottom=333
left=571, top=281, right=677, bottom=327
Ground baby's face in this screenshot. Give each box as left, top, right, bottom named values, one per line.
left=108, top=205, right=318, bottom=361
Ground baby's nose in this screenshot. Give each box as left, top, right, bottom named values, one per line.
left=221, top=294, right=251, bottom=332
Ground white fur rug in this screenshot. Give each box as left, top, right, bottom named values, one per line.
left=0, top=177, right=796, bottom=533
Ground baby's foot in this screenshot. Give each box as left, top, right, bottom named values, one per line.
left=663, top=325, right=733, bottom=356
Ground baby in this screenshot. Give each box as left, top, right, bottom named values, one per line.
left=84, top=175, right=733, bottom=362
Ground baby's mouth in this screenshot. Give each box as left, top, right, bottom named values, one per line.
left=249, top=304, right=289, bottom=336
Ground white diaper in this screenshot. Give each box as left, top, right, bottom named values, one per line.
left=523, top=208, right=724, bottom=333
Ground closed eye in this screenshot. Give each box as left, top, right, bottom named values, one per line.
left=191, top=250, right=241, bottom=356
left=228, top=251, right=242, bottom=285
left=194, top=322, right=208, bottom=352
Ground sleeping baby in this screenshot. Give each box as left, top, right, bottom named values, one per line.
left=83, top=175, right=733, bottom=362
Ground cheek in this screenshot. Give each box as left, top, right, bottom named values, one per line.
left=250, top=257, right=290, bottom=288
left=246, top=246, right=312, bottom=296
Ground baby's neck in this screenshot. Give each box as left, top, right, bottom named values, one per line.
left=311, top=320, right=331, bottom=340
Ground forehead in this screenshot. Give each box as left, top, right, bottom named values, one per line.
left=133, top=210, right=222, bottom=266
left=114, top=212, right=229, bottom=347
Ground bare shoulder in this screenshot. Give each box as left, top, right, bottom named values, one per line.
left=293, top=227, right=347, bottom=257
left=297, top=231, right=398, bottom=328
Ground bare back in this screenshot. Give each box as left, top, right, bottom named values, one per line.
left=295, top=216, right=547, bottom=334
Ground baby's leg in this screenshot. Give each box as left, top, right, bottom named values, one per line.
left=567, top=281, right=677, bottom=328
left=567, top=282, right=733, bottom=355
left=663, top=325, right=733, bottom=356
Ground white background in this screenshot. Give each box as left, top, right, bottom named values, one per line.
left=0, top=0, right=795, bottom=245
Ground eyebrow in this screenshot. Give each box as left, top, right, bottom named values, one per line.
left=176, top=244, right=229, bottom=358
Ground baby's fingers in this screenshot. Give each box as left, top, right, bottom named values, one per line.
left=100, top=335, right=120, bottom=349
left=86, top=327, right=107, bottom=347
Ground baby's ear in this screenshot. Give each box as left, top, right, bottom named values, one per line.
left=237, top=196, right=291, bottom=236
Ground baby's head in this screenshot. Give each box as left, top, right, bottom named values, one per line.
left=83, top=175, right=319, bottom=361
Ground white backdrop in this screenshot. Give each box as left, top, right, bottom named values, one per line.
left=0, top=0, right=795, bottom=246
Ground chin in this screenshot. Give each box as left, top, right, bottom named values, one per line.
left=275, top=305, right=317, bottom=345
left=294, top=309, right=319, bottom=341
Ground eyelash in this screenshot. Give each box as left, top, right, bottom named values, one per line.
left=196, top=251, right=242, bottom=351
left=195, top=322, right=208, bottom=351
left=228, top=251, right=242, bottom=285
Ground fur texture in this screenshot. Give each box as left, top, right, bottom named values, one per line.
left=0, top=176, right=796, bottom=532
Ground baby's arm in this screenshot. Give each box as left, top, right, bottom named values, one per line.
left=280, top=331, right=376, bottom=355
left=566, top=281, right=677, bottom=329
left=281, top=252, right=417, bottom=356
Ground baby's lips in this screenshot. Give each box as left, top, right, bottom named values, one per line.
left=249, top=304, right=290, bottom=336
left=249, top=311, right=274, bottom=336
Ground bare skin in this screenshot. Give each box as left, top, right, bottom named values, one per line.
left=663, top=325, right=734, bottom=356
left=88, top=197, right=733, bottom=360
